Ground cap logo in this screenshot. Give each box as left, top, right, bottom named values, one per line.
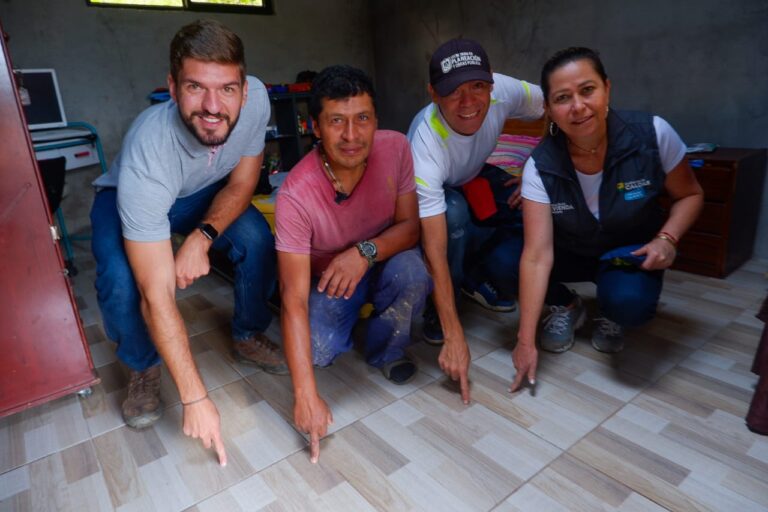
left=439, top=51, right=483, bottom=75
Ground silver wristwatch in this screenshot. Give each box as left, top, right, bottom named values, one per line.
left=355, top=240, right=377, bottom=268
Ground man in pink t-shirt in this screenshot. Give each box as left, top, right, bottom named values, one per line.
left=275, top=66, right=432, bottom=464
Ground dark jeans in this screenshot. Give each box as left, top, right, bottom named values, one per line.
left=546, top=250, right=663, bottom=327
left=445, top=164, right=523, bottom=299
left=308, top=248, right=432, bottom=368
left=91, top=182, right=276, bottom=371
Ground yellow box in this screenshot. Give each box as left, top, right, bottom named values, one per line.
left=251, top=193, right=276, bottom=233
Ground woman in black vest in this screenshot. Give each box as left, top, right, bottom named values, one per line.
left=510, top=47, right=703, bottom=392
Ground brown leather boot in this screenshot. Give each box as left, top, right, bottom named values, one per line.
left=122, top=365, right=163, bottom=429
left=232, top=333, right=289, bottom=375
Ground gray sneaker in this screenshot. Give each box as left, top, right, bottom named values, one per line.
left=591, top=316, right=625, bottom=353
left=540, top=295, right=586, bottom=353
left=122, top=365, right=163, bottom=429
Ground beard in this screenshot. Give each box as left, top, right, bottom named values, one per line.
left=181, top=110, right=239, bottom=146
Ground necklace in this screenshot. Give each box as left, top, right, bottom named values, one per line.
left=568, top=136, right=605, bottom=155
left=319, top=146, right=366, bottom=204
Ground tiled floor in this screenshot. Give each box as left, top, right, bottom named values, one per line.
left=1, top=242, right=767, bottom=511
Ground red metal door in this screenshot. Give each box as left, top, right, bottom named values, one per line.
left=0, top=25, right=98, bottom=417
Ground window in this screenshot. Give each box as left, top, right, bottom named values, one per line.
left=86, top=0, right=273, bottom=14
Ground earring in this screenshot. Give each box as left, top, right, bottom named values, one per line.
left=605, top=105, right=610, bottom=118
left=549, top=122, right=559, bottom=137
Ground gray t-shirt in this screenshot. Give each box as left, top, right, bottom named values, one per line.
left=94, top=75, right=270, bottom=242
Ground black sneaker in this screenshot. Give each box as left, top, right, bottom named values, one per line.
left=422, top=305, right=444, bottom=346
left=381, top=357, right=417, bottom=385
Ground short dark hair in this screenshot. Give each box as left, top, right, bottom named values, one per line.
left=541, top=47, right=607, bottom=103
left=309, top=65, right=376, bottom=120
left=169, top=19, right=245, bottom=83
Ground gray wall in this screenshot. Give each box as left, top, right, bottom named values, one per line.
left=371, top=0, right=768, bottom=258
left=1, top=0, right=374, bottom=159
left=3, top=0, right=768, bottom=259
left=0, top=0, right=373, bottom=235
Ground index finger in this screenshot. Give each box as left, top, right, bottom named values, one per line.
left=309, top=430, right=321, bottom=464
left=509, top=368, right=526, bottom=393
left=459, top=369, right=470, bottom=404
left=317, top=268, right=333, bottom=293
left=212, top=432, right=228, bottom=467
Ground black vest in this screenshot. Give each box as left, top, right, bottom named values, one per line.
left=532, top=110, right=666, bottom=258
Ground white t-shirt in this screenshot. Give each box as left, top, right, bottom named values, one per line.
left=407, top=73, right=544, bottom=218
left=521, top=116, right=686, bottom=220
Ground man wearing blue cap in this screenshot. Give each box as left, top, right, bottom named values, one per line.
left=407, top=38, right=543, bottom=402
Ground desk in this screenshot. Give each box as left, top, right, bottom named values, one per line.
left=31, top=122, right=108, bottom=272
left=31, top=122, right=107, bottom=173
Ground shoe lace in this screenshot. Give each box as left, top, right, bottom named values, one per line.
left=128, top=369, right=159, bottom=399
left=254, top=334, right=280, bottom=355
left=595, top=317, right=622, bottom=337
left=543, top=305, right=572, bottom=335
left=481, top=281, right=498, bottom=297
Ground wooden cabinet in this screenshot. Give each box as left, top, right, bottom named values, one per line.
left=0, top=25, right=98, bottom=418
left=670, top=148, right=767, bottom=278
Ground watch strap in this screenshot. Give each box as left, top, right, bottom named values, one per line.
left=198, top=223, right=218, bottom=241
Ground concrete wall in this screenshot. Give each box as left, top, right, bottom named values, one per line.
left=371, top=0, right=768, bottom=258
left=0, top=0, right=373, bottom=235
left=1, top=0, right=373, bottom=159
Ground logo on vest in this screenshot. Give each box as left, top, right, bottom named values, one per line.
left=551, top=202, right=575, bottom=215
left=440, top=52, right=482, bottom=74
left=617, top=179, right=651, bottom=201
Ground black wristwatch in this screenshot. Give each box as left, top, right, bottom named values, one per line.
left=198, top=223, right=219, bottom=241
left=355, top=240, right=377, bottom=268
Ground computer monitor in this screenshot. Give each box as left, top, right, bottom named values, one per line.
left=15, top=68, right=67, bottom=130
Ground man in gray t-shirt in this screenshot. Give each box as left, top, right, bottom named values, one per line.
left=90, top=20, right=284, bottom=466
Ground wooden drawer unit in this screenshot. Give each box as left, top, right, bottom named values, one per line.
left=671, top=148, right=767, bottom=278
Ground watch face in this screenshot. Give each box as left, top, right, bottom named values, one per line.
left=357, top=240, right=378, bottom=262
left=360, top=241, right=376, bottom=258
left=199, top=223, right=218, bottom=241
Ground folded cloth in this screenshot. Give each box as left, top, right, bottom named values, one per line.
left=599, top=244, right=646, bottom=267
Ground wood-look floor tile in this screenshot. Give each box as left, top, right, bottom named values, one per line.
left=498, top=453, right=672, bottom=512
left=0, top=394, right=91, bottom=473
left=576, top=412, right=768, bottom=511
left=260, top=459, right=335, bottom=511
left=471, top=347, right=634, bottom=448
left=361, top=390, right=561, bottom=508
left=747, top=437, right=768, bottom=463
left=312, top=432, right=415, bottom=511
left=0, top=465, right=29, bottom=501
left=0, top=442, right=113, bottom=512
left=193, top=472, right=276, bottom=511
left=246, top=350, right=424, bottom=437
left=10, top=243, right=762, bottom=511
left=60, top=440, right=100, bottom=483
left=91, top=427, right=150, bottom=509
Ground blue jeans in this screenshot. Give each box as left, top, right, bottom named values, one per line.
left=308, top=248, right=432, bottom=368
left=91, top=182, right=276, bottom=371
left=445, top=164, right=523, bottom=299
left=546, top=250, right=663, bottom=327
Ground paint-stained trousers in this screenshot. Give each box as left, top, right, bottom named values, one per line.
left=308, top=248, right=433, bottom=368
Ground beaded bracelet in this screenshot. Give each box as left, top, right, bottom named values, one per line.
left=181, top=394, right=209, bottom=407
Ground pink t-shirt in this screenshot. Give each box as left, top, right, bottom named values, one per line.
left=276, top=130, right=416, bottom=277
